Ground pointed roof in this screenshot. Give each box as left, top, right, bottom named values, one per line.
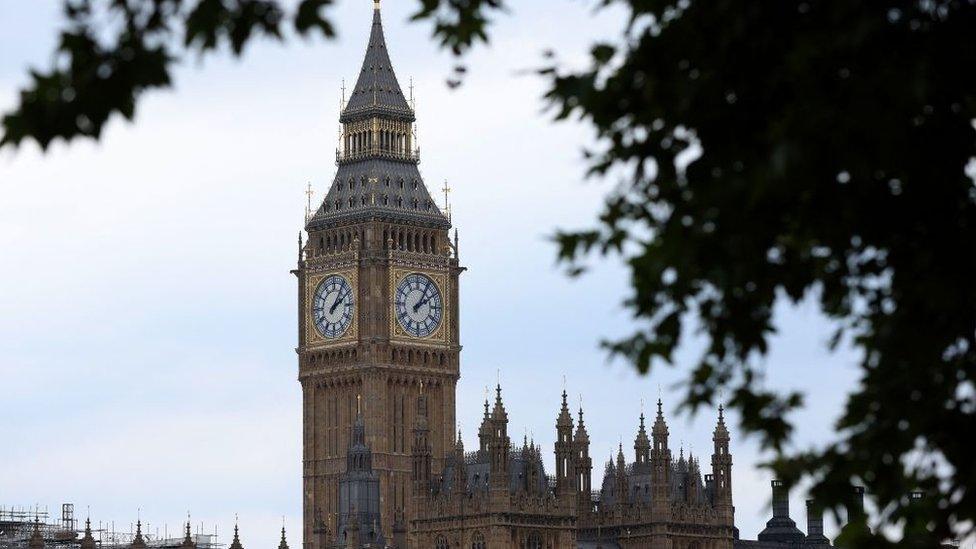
left=676, top=446, right=688, bottom=472
left=348, top=396, right=374, bottom=473
left=340, top=3, right=413, bottom=122
left=277, top=526, right=289, bottom=549
left=556, top=390, right=573, bottom=429
left=228, top=521, right=243, bottom=549
left=308, top=4, right=449, bottom=232
left=478, top=395, right=492, bottom=436
left=180, top=521, right=195, bottom=549
left=574, top=406, right=589, bottom=444
left=491, top=384, right=507, bottom=422
left=635, top=410, right=650, bottom=449
left=80, top=518, right=96, bottom=549
left=652, top=398, right=669, bottom=438
left=130, top=521, right=146, bottom=549
left=28, top=517, right=44, bottom=549
left=713, top=404, right=730, bottom=442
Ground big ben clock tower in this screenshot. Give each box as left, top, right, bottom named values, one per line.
left=296, top=3, right=461, bottom=547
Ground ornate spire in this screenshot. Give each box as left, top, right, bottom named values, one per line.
left=635, top=409, right=650, bottom=447
left=349, top=395, right=374, bottom=473
left=556, top=389, right=573, bottom=428
left=180, top=520, right=195, bottom=549
left=491, top=384, right=507, bottom=421
left=27, top=517, right=44, bottom=549
left=713, top=403, right=730, bottom=442
left=652, top=398, right=669, bottom=438
left=228, top=518, right=243, bottom=549
left=80, top=518, right=96, bottom=549
left=277, top=524, right=289, bottom=549
left=130, top=521, right=146, bottom=549
left=574, top=403, right=589, bottom=443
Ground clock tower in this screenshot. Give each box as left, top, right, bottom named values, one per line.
left=296, top=4, right=461, bottom=548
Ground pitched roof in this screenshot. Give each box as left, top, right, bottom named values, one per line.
left=340, top=5, right=413, bottom=122
left=308, top=159, right=448, bottom=229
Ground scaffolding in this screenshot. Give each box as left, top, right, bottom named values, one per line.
left=0, top=505, right=222, bottom=549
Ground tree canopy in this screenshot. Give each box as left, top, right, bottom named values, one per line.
left=4, top=1, right=976, bottom=546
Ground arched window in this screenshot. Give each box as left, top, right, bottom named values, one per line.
left=524, top=532, right=542, bottom=549
left=471, top=531, right=485, bottom=549
left=435, top=536, right=449, bottom=549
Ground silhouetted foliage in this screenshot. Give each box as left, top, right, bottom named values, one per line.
left=547, top=2, right=976, bottom=546
left=0, top=0, right=501, bottom=148
left=4, top=1, right=975, bottom=546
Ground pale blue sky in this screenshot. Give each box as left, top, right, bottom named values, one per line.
left=1, top=1, right=861, bottom=547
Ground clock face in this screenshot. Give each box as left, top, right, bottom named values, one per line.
left=394, top=273, right=443, bottom=337
left=312, top=274, right=354, bottom=338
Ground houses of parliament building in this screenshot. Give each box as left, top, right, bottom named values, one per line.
left=295, top=3, right=836, bottom=548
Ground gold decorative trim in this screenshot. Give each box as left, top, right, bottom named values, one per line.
left=306, top=269, right=359, bottom=348
left=389, top=268, right=450, bottom=346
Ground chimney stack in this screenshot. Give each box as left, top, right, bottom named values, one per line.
left=848, top=485, right=866, bottom=522
left=757, top=480, right=805, bottom=542
left=772, top=480, right=790, bottom=518
left=805, top=500, right=830, bottom=545
left=805, top=500, right=824, bottom=537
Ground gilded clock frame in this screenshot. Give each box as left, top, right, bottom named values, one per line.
left=306, top=269, right=359, bottom=347
left=389, top=268, right=450, bottom=345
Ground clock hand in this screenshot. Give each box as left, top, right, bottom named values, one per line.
left=412, top=292, right=432, bottom=313
left=329, top=290, right=348, bottom=314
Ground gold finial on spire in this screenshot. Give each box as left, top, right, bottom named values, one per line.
left=373, top=0, right=380, bottom=11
